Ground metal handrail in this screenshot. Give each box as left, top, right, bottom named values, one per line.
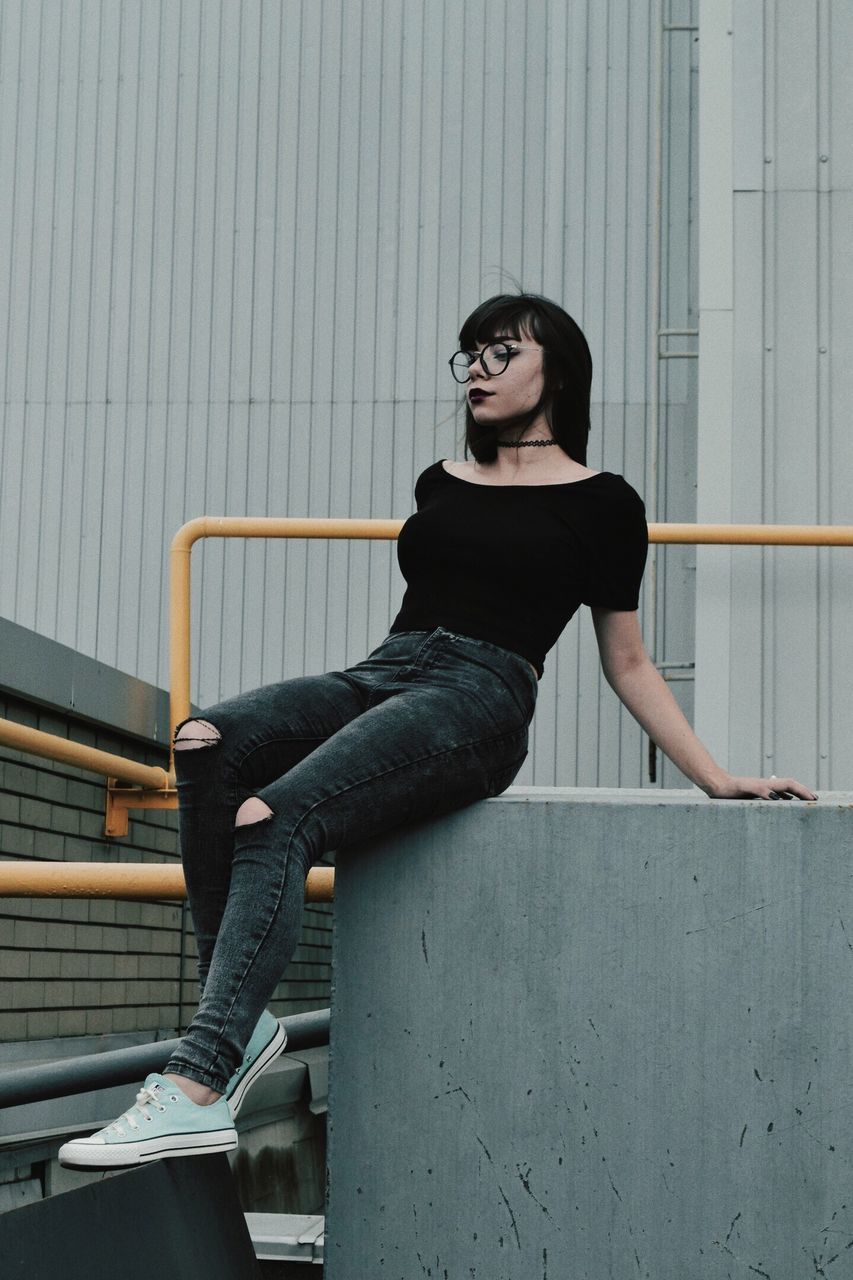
left=1, top=515, right=851, bottom=883
left=1, top=518, right=849, bottom=792
left=169, top=516, right=403, bottom=753
left=0, top=715, right=170, bottom=789
left=169, top=516, right=853, bottom=751
left=0, top=861, right=334, bottom=902
left=648, top=522, right=853, bottom=546
left=0, top=1008, right=330, bottom=1109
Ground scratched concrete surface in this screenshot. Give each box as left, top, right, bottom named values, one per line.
left=325, top=789, right=853, bottom=1280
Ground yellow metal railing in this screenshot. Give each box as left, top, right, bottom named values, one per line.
left=2, top=515, right=852, bottom=900
left=0, top=716, right=170, bottom=789
left=169, top=517, right=853, bottom=753
left=0, top=861, right=334, bottom=902
left=169, top=517, right=402, bottom=750
left=649, top=522, right=853, bottom=547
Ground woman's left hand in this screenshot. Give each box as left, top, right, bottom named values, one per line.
left=704, top=774, right=818, bottom=801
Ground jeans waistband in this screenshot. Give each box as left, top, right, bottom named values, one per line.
left=379, top=626, right=539, bottom=686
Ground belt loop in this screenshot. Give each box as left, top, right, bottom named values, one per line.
left=411, top=627, right=449, bottom=669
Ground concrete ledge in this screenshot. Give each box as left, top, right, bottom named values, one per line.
left=326, top=789, right=853, bottom=1280
left=0, top=617, right=172, bottom=745
left=245, top=1212, right=325, bottom=1264
left=0, top=1153, right=260, bottom=1278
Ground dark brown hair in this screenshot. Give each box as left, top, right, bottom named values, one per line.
left=458, top=293, right=592, bottom=464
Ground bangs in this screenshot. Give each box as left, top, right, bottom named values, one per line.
left=458, top=298, right=544, bottom=349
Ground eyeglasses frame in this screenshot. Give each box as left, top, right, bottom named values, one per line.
left=448, top=342, right=547, bottom=384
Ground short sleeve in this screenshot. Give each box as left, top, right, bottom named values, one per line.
left=580, top=480, right=648, bottom=610
left=413, top=461, right=445, bottom=509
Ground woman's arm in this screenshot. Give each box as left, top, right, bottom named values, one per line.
left=590, top=607, right=817, bottom=800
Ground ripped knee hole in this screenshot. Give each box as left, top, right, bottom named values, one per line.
left=174, top=718, right=221, bottom=750
left=235, top=797, right=275, bottom=828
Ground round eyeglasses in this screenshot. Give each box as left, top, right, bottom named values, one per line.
left=448, top=341, right=545, bottom=384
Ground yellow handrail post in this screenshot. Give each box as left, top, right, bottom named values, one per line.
left=169, top=518, right=207, bottom=768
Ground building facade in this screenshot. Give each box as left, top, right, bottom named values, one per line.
left=0, top=0, right=850, bottom=1055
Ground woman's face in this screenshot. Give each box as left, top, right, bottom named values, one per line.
left=464, top=331, right=548, bottom=430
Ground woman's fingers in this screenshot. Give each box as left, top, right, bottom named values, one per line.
left=710, top=775, right=818, bottom=800
left=768, top=776, right=818, bottom=801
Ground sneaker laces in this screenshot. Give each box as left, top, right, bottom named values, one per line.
left=103, top=1083, right=170, bottom=1138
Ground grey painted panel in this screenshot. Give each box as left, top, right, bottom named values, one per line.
left=327, top=790, right=852, bottom=1278
left=729, top=194, right=766, bottom=770
left=699, top=4, right=851, bottom=789
left=772, top=0, right=820, bottom=192
left=732, top=0, right=765, bottom=191
left=730, top=182, right=848, bottom=782
left=826, top=190, right=853, bottom=786
left=829, top=2, right=853, bottom=187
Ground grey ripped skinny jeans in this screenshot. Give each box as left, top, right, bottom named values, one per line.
left=164, top=626, right=538, bottom=1092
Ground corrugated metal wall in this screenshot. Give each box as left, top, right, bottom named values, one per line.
left=0, top=0, right=699, bottom=788
left=695, top=0, right=852, bottom=791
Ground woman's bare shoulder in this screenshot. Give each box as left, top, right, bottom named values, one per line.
left=441, top=459, right=476, bottom=480
left=440, top=457, right=603, bottom=487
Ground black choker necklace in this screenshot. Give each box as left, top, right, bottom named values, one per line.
left=496, top=438, right=558, bottom=448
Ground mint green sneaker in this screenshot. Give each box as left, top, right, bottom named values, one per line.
left=225, top=1010, right=287, bottom=1118
left=57, top=1074, right=237, bottom=1170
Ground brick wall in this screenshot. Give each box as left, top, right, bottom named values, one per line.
left=0, top=687, right=333, bottom=1047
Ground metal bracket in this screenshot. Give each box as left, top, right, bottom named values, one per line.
left=105, top=777, right=178, bottom=838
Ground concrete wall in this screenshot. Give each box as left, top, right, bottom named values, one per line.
left=327, top=787, right=853, bottom=1279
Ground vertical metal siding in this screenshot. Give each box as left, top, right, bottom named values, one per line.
left=645, top=2, right=702, bottom=790
left=1, top=0, right=698, bottom=789
left=704, top=0, right=853, bottom=790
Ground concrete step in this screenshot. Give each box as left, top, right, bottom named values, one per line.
left=0, top=1152, right=261, bottom=1279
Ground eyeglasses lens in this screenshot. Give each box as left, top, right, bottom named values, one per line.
left=449, top=342, right=512, bottom=382
left=450, top=353, right=472, bottom=383
left=481, top=342, right=510, bottom=375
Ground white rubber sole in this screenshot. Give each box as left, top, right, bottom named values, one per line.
left=58, top=1127, right=237, bottom=1171
left=228, top=1022, right=288, bottom=1118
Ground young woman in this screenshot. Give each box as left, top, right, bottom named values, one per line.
left=59, top=294, right=816, bottom=1170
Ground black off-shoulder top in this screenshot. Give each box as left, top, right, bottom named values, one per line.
left=388, top=460, right=649, bottom=678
